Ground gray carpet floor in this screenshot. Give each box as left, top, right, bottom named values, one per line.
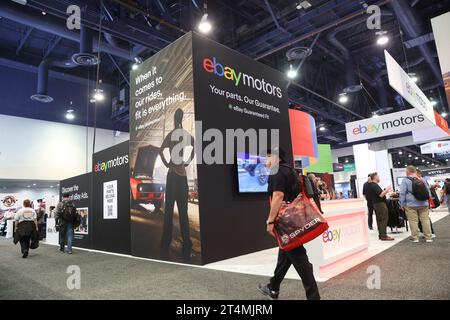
left=1, top=215, right=449, bottom=300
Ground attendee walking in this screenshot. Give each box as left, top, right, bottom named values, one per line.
left=416, top=169, right=436, bottom=238
left=442, top=178, right=450, bottom=213
left=307, top=173, right=323, bottom=213
left=400, top=166, right=433, bottom=243
left=13, top=199, right=38, bottom=258
left=362, top=174, right=374, bottom=230
left=258, top=148, right=320, bottom=300
left=365, top=173, right=394, bottom=241
left=55, top=193, right=78, bottom=254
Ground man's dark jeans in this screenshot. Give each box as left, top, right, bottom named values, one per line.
left=59, top=223, right=74, bottom=252
left=161, top=172, right=192, bottom=256
left=269, top=246, right=320, bottom=300
left=367, top=202, right=374, bottom=229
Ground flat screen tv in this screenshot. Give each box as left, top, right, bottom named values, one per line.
left=236, top=152, right=269, bottom=193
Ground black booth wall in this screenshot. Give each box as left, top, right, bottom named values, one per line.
left=59, top=173, right=93, bottom=249
left=92, top=141, right=131, bottom=254
left=192, top=33, right=293, bottom=264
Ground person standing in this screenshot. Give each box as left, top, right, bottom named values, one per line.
left=14, top=199, right=38, bottom=258
left=36, top=201, right=46, bottom=240
left=365, top=172, right=394, bottom=241
left=258, top=148, right=320, bottom=300
left=416, top=169, right=436, bottom=238
left=307, top=173, right=323, bottom=213
left=159, top=108, right=195, bottom=261
left=400, top=166, right=433, bottom=243
left=442, top=178, right=450, bottom=213
left=55, top=193, right=78, bottom=254
left=363, top=174, right=374, bottom=230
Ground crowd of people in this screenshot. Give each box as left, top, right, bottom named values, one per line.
left=363, top=165, right=445, bottom=243
left=13, top=193, right=79, bottom=258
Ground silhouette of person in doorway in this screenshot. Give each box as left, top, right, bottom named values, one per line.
left=159, top=108, right=195, bottom=261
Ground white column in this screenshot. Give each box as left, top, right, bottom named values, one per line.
left=353, top=143, right=376, bottom=197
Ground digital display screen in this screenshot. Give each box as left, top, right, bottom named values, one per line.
left=237, top=152, right=269, bottom=193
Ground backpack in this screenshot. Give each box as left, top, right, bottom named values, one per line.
left=407, top=177, right=429, bottom=201
left=61, top=202, right=78, bottom=222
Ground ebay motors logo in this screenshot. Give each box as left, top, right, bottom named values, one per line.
left=323, top=225, right=361, bottom=243
left=94, top=155, right=129, bottom=173
left=202, top=56, right=283, bottom=98
left=323, top=228, right=341, bottom=243
left=352, top=114, right=425, bottom=136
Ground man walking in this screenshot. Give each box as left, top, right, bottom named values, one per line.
left=365, top=172, right=394, bottom=241
left=55, top=193, right=78, bottom=254
left=400, top=166, right=433, bottom=243
left=258, top=148, right=320, bottom=300
left=362, top=174, right=374, bottom=230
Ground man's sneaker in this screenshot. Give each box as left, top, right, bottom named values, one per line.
left=257, top=284, right=279, bottom=300
left=426, top=239, right=433, bottom=243
left=379, top=236, right=395, bottom=241
left=410, top=239, right=419, bottom=243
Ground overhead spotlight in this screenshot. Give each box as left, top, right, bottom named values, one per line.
left=41, top=11, right=47, bottom=15
left=372, top=113, right=379, bottom=119
left=345, top=159, right=349, bottom=163
left=286, top=64, right=298, bottom=79
left=422, top=159, right=425, bottom=163
left=198, top=13, right=212, bottom=34
left=398, top=151, right=403, bottom=155
left=441, top=112, right=447, bottom=117
left=415, top=157, right=419, bottom=160
left=397, top=162, right=401, bottom=165
left=430, top=99, right=438, bottom=107
left=446, top=159, right=449, bottom=162
left=132, top=57, right=142, bottom=71
left=65, top=110, right=75, bottom=120
left=93, top=89, right=104, bottom=102
left=50, top=186, right=54, bottom=188
left=32, top=183, right=36, bottom=186
left=319, top=126, right=326, bottom=132
left=338, top=93, right=349, bottom=104
left=296, top=1, right=312, bottom=10
left=408, top=154, right=412, bottom=158
left=132, top=63, right=139, bottom=71
left=376, top=31, right=389, bottom=46
left=404, top=164, right=407, bottom=167
left=27, top=185, right=31, bottom=188
left=408, top=73, right=419, bottom=83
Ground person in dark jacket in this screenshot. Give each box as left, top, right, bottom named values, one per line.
left=14, top=199, right=38, bottom=258
left=55, top=194, right=77, bottom=254
left=307, top=173, right=323, bottom=213
left=363, top=174, right=374, bottom=230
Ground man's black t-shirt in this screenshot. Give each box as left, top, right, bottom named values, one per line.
left=365, top=182, right=385, bottom=204
left=362, top=182, right=372, bottom=205
left=268, top=164, right=300, bottom=202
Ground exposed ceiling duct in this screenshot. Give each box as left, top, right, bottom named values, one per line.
left=0, top=0, right=134, bottom=61
left=327, top=10, right=393, bottom=93
left=72, top=25, right=99, bottom=66
left=388, top=0, right=443, bottom=85
left=30, top=58, right=77, bottom=103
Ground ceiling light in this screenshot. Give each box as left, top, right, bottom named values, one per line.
left=296, top=1, right=312, bottom=10
left=198, top=13, right=212, bottom=34
left=408, top=154, right=412, bottom=158
left=65, top=113, right=75, bottom=120
left=319, top=126, right=326, bottom=132
left=446, top=159, right=449, bottom=162
left=376, top=31, right=389, bottom=46
left=372, top=114, right=379, bottom=119
left=32, top=183, right=36, bottom=186
left=404, top=164, right=407, bottom=167
left=41, top=11, right=47, bottom=15
left=345, top=159, right=349, bottom=163
left=93, top=89, right=104, bottom=102
left=422, top=159, right=425, bottom=162
left=50, top=186, right=54, bottom=188
left=27, top=185, right=31, bottom=188
left=398, top=151, right=403, bottom=155
left=131, top=63, right=139, bottom=71
left=338, top=93, right=349, bottom=104
left=430, top=100, right=438, bottom=107
left=441, top=112, right=447, bottom=117
left=427, top=161, right=430, bottom=164
left=286, top=64, right=297, bottom=79
left=415, top=157, right=418, bottom=160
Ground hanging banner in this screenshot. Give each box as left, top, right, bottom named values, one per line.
left=431, top=12, right=450, bottom=108
left=103, top=180, right=118, bottom=220
left=345, top=108, right=430, bottom=142
left=420, top=141, right=450, bottom=154
left=385, top=50, right=436, bottom=126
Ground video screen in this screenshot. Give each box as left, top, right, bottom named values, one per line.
left=236, top=152, right=269, bottom=193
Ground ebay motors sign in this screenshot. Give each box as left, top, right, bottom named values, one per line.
left=385, top=50, right=436, bottom=126
left=345, top=109, right=431, bottom=143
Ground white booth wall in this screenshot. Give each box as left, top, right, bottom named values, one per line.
left=0, top=115, right=129, bottom=180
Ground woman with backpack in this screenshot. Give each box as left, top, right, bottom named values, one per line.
left=399, top=166, right=433, bottom=243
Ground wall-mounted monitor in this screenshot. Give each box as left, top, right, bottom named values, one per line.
left=236, top=152, right=269, bottom=193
